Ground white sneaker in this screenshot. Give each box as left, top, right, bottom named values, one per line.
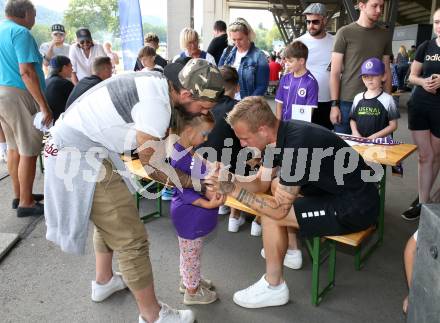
left=218, top=205, right=230, bottom=215
left=228, top=215, right=245, bottom=232
left=261, top=248, right=302, bottom=270
left=0, top=149, right=7, bottom=163
left=250, top=220, right=262, bottom=236
left=91, top=273, right=127, bottom=302
left=233, top=275, right=289, bottom=308
left=139, top=302, right=195, bottom=323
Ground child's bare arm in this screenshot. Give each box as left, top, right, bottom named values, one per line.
left=350, top=120, right=362, bottom=137
left=275, top=102, right=283, bottom=120
left=192, top=194, right=225, bottom=209
left=192, top=197, right=213, bottom=209
left=367, top=120, right=398, bottom=139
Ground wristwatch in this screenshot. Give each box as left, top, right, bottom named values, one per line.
left=331, top=100, right=340, bottom=107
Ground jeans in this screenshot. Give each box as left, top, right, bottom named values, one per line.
left=333, top=100, right=352, bottom=134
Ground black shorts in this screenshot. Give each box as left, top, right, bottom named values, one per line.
left=293, top=186, right=379, bottom=238
left=408, top=99, right=440, bottom=138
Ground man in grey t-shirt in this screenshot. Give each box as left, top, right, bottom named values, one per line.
left=329, top=0, right=392, bottom=134
left=39, top=24, right=70, bottom=71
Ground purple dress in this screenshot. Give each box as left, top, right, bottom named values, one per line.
left=170, top=142, right=218, bottom=240
left=275, top=70, right=319, bottom=121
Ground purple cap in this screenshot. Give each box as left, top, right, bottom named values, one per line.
left=360, top=57, right=385, bottom=76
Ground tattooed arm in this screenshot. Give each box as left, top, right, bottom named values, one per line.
left=232, top=181, right=299, bottom=220
left=136, top=131, right=195, bottom=189
left=211, top=168, right=300, bottom=220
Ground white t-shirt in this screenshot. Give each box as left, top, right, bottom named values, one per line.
left=233, top=50, right=248, bottom=100
left=69, top=43, right=107, bottom=81
left=59, top=71, right=171, bottom=153
left=39, top=42, right=70, bottom=58
left=296, top=32, right=334, bottom=102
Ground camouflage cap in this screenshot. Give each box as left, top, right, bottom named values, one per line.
left=178, top=59, right=224, bottom=101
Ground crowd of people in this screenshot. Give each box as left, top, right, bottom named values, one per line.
left=0, top=0, right=439, bottom=322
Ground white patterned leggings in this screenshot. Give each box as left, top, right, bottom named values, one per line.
left=178, top=236, right=203, bottom=290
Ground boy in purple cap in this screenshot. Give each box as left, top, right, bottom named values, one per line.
left=170, top=111, right=225, bottom=305
left=275, top=41, right=318, bottom=122
left=350, top=57, right=400, bottom=139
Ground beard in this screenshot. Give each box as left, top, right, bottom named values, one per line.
left=308, top=27, right=324, bottom=37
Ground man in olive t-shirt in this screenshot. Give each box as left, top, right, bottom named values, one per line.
left=329, top=0, right=392, bottom=134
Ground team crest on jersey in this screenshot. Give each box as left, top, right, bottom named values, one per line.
left=298, top=88, right=307, bottom=97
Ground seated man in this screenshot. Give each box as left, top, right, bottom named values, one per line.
left=206, top=96, right=380, bottom=308
left=65, top=56, right=112, bottom=109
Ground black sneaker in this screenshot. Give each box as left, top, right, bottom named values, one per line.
left=401, top=203, right=421, bottom=221
left=12, top=194, right=44, bottom=209
left=410, top=197, right=419, bottom=208
left=17, top=202, right=44, bottom=218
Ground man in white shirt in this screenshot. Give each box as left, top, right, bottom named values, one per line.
left=39, top=24, right=70, bottom=74
left=297, top=3, right=334, bottom=130
left=69, top=28, right=106, bottom=84
left=44, top=59, right=224, bottom=323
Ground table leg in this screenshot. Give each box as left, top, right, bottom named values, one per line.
left=378, top=166, right=387, bottom=245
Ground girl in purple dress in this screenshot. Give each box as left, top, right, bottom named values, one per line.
left=170, top=112, right=225, bottom=305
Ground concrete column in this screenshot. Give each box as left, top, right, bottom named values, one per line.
left=167, top=0, right=193, bottom=60
left=201, top=0, right=227, bottom=51
left=431, top=0, right=438, bottom=22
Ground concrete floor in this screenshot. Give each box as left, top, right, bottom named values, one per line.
left=0, top=95, right=424, bottom=323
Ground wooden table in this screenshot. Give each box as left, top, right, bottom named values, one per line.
left=124, top=142, right=417, bottom=224
left=352, top=143, right=417, bottom=166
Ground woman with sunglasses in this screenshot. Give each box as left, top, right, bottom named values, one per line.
left=219, top=18, right=269, bottom=101
left=69, top=28, right=106, bottom=85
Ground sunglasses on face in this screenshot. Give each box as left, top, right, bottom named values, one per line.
left=80, top=40, right=91, bottom=45
left=306, top=19, right=321, bottom=25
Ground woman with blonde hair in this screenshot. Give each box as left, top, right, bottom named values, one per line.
left=396, top=44, right=409, bottom=91
left=173, top=27, right=216, bottom=65
left=219, top=17, right=269, bottom=101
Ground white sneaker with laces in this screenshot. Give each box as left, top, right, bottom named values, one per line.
left=261, top=248, right=302, bottom=270
left=91, top=273, right=127, bottom=302
left=233, top=275, right=289, bottom=308
left=228, top=215, right=245, bottom=232
left=218, top=205, right=230, bottom=215
left=139, top=302, right=195, bottom=323
left=250, top=220, right=262, bottom=236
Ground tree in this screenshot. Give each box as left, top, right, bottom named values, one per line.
left=63, top=0, right=119, bottom=37
left=142, top=23, right=167, bottom=43
left=254, top=24, right=283, bottom=52
left=31, top=24, right=51, bottom=47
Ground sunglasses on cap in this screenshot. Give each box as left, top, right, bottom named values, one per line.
left=229, top=20, right=248, bottom=31
left=306, top=19, right=321, bottom=25
left=80, top=40, right=92, bottom=45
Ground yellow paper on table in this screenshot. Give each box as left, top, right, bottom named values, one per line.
left=291, top=104, right=314, bottom=122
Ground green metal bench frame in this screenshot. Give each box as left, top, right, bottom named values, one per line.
left=305, top=167, right=387, bottom=305
left=135, top=177, right=164, bottom=222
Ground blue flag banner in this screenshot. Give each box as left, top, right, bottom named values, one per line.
left=118, top=0, right=143, bottom=71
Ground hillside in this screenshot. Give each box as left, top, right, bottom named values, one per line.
left=0, top=0, right=63, bottom=25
